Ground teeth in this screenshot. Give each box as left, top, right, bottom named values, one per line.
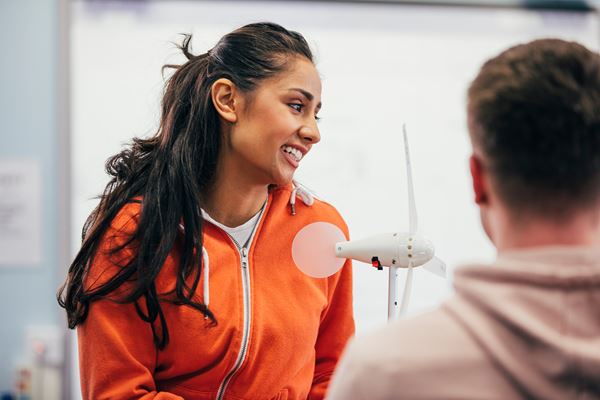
left=282, top=146, right=303, bottom=162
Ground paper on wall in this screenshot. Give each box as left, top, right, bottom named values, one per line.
left=0, top=159, right=42, bottom=266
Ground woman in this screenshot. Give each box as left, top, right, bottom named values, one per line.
left=58, top=22, right=354, bottom=400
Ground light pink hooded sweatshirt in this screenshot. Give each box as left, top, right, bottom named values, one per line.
left=328, top=246, right=600, bottom=400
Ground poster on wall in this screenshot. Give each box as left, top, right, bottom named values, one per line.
left=0, top=159, right=42, bottom=266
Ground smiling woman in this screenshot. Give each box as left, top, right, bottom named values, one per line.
left=205, top=56, right=323, bottom=224
left=58, top=22, right=354, bottom=400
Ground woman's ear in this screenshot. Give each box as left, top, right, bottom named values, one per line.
left=469, top=154, right=488, bottom=205
left=211, top=78, right=238, bottom=123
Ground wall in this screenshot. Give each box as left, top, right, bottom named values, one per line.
left=71, top=0, right=600, bottom=334
left=0, top=0, right=67, bottom=397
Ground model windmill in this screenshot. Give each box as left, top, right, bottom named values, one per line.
left=335, top=125, right=446, bottom=320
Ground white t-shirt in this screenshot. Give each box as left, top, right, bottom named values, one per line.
left=201, top=207, right=263, bottom=248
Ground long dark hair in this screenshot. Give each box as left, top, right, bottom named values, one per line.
left=58, top=22, right=314, bottom=349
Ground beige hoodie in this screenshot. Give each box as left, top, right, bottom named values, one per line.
left=327, top=246, right=600, bottom=400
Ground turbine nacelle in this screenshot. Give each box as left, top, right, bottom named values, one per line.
left=335, top=233, right=434, bottom=269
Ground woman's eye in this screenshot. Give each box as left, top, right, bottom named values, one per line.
left=289, top=103, right=304, bottom=113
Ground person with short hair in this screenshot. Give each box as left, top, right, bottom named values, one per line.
left=327, top=38, right=600, bottom=400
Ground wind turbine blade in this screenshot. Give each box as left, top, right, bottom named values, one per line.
left=422, top=257, right=447, bottom=278
left=403, top=124, right=418, bottom=235
left=399, top=261, right=414, bottom=317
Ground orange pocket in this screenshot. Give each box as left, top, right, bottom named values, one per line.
left=272, top=388, right=289, bottom=400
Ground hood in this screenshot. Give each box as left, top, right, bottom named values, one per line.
left=445, top=246, right=600, bottom=399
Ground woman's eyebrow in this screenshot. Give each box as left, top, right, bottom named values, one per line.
left=287, top=88, right=322, bottom=109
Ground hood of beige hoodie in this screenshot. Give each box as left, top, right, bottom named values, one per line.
left=445, top=246, right=600, bottom=400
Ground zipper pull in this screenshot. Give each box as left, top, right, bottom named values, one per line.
left=241, top=247, right=248, bottom=268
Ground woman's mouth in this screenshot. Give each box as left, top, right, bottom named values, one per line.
left=281, top=145, right=304, bottom=168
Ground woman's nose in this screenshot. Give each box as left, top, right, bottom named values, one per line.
left=299, top=122, right=320, bottom=144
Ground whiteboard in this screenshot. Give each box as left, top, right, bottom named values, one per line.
left=71, top=1, right=600, bottom=336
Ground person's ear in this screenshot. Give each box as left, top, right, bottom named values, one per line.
left=211, top=78, right=238, bottom=123
left=469, top=154, right=488, bottom=205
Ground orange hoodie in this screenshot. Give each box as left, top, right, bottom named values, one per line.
left=78, top=184, right=355, bottom=400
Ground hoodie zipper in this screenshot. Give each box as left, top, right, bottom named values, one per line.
left=215, top=204, right=267, bottom=400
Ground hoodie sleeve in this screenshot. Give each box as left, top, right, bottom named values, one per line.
left=78, top=300, right=184, bottom=400
left=309, top=257, right=355, bottom=399
left=77, top=203, right=184, bottom=400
